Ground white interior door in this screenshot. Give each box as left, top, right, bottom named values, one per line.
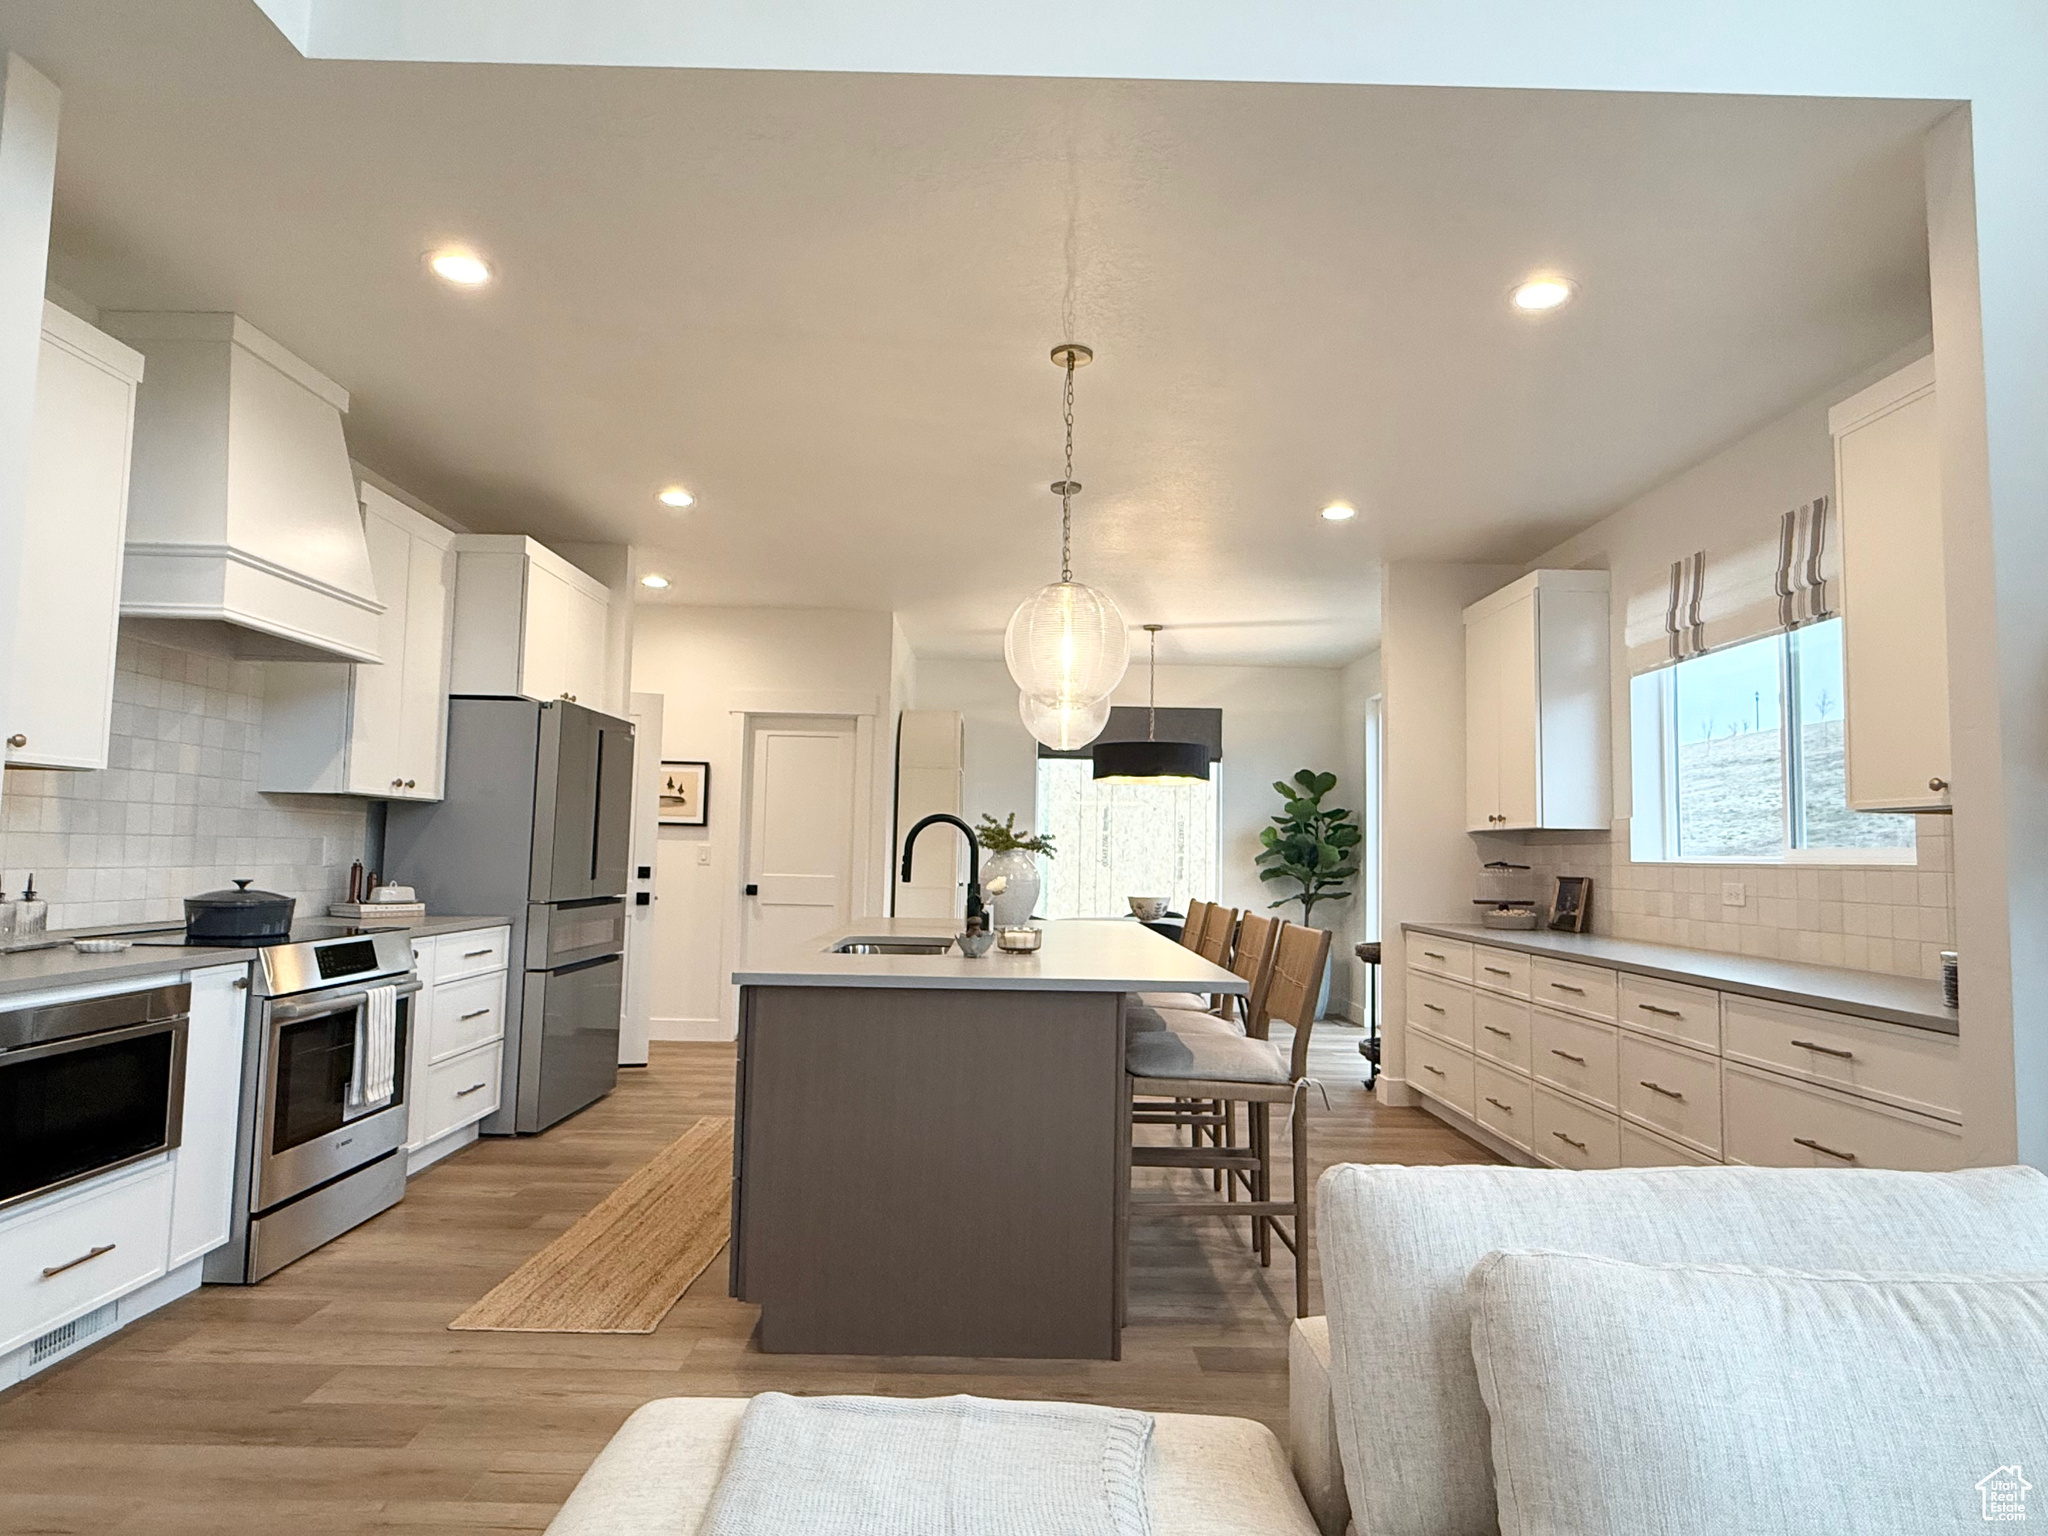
left=619, top=691, right=665, bottom=1066
left=743, top=716, right=858, bottom=962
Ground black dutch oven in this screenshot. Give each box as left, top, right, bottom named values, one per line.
left=185, top=878, right=296, bottom=946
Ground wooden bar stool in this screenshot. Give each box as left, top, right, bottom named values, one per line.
left=1124, top=919, right=1334, bottom=1317
left=1136, top=902, right=1230, bottom=1012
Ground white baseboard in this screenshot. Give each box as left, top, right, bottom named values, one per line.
left=1375, top=1073, right=1417, bottom=1108
left=407, top=1122, right=480, bottom=1177
left=651, top=1015, right=734, bottom=1042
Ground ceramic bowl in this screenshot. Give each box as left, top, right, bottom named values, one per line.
left=955, top=930, right=995, bottom=958
left=996, top=926, right=1043, bottom=953
left=1127, top=896, right=1169, bottom=922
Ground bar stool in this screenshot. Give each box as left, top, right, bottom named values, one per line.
left=1135, top=902, right=1229, bottom=1011
left=1355, top=939, right=1382, bottom=1086
left=1124, top=920, right=1335, bottom=1316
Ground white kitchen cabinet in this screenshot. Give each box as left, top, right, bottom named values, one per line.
left=406, top=924, right=512, bottom=1173
left=1830, top=355, right=1950, bottom=812
left=894, top=710, right=965, bottom=920
left=5, top=305, right=144, bottom=770
left=447, top=535, right=612, bottom=706
left=259, top=484, right=455, bottom=800
left=167, top=965, right=251, bottom=1268
left=1463, top=569, right=1610, bottom=832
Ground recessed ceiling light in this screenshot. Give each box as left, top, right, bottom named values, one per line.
left=1321, top=502, right=1358, bottom=522
left=427, top=249, right=493, bottom=287
left=657, top=486, right=694, bottom=509
left=640, top=573, right=672, bottom=590
left=1510, top=276, right=1576, bottom=312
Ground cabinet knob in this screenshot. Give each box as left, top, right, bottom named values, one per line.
left=6, top=733, right=24, bottom=749
left=391, top=778, right=403, bottom=788
left=403, top=779, right=416, bottom=789
left=1929, top=777, right=1949, bottom=794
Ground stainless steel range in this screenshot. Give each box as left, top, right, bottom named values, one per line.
left=201, top=925, right=421, bottom=1284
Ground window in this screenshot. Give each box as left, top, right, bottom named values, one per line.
left=1034, top=757, right=1220, bottom=919
left=1631, top=617, right=1914, bottom=863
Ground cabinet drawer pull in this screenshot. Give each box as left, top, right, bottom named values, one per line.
left=1549, top=982, right=1586, bottom=994
left=1794, top=1135, right=1857, bottom=1163
left=1483, top=1025, right=1514, bottom=1038
left=1482, top=965, right=1513, bottom=976
left=1549, top=1049, right=1586, bottom=1065
left=1483, top=1096, right=1514, bottom=1113
left=1422, top=950, right=1446, bottom=961
left=1422, top=1002, right=1445, bottom=1013
left=1639, top=1080, right=1685, bottom=1101
left=1636, top=1003, right=1684, bottom=1018
left=1551, top=1131, right=1587, bottom=1152
left=1928, top=777, right=1948, bottom=793
left=1789, top=1038, right=1856, bottom=1061
left=6, top=733, right=25, bottom=749
left=456, top=1081, right=490, bottom=1097
left=460, top=1008, right=492, bottom=1021
left=42, top=1243, right=116, bottom=1279
left=1420, top=1064, right=1446, bottom=1077
left=464, top=949, right=494, bottom=959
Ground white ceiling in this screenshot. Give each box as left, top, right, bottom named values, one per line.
left=1, top=0, right=1940, bottom=665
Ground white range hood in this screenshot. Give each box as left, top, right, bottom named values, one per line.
left=99, top=312, right=383, bottom=663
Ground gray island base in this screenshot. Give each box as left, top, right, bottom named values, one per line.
left=730, top=919, right=1245, bottom=1359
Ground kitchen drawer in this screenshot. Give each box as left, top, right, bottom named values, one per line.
left=427, top=970, right=507, bottom=1064
left=1533, top=1084, right=1620, bottom=1170
left=1620, top=1121, right=1718, bottom=1168
left=1406, top=935, right=1473, bottom=982
left=0, top=1160, right=172, bottom=1357
left=1618, top=972, right=1721, bottom=1053
left=414, top=1039, right=503, bottom=1148
left=1406, top=1031, right=1475, bottom=1118
left=1530, top=1007, right=1619, bottom=1110
left=1723, top=1062, right=1961, bottom=1171
left=1720, top=994, right=1959, bottom=1124
left=1472, top=946, right=1531, bottom=998
left=1618, top=1033, right=1723, bottom=1158
left=1406, top=970, right=1475, bottom=1049
left=435, top=926, right=511, bottom=984
left=1473, top=1059, right=1533, bottom=1152
left=1531, top=955, right=1618, bottom=1021
left=1472, top=989, right=1533, bottom=1074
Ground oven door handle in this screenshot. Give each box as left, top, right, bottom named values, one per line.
left=268, top=978, right=422, bottom=1024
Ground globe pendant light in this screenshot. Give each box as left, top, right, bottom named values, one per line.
left=1094, top=624, right=1210, bottom=783
left=1006, top=343, right=1130, bottom=737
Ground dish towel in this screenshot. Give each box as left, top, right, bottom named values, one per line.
left=702, top=1392, right=1154, bottom=1536
left=349, top=984, right=399, bottom=1110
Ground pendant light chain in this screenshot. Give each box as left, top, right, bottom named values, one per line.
left=1060, top=352, right=1077, bottom=584
left=1145, top=623, right=1162, bottom=740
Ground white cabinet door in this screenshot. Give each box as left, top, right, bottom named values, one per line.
left=1492, top=593, right=1542, bottom=828
left=563, top=585, right=609, bottom=707
left=397, top=530, right=452, bottom=798
left=1464, top=604, right=1501, bottom=830
left=8, top=309, right=142, bottom=770
left=1832, top=359, right=1950, bottom=812
left=168, top=966, right=250, bottom=1267
left=520, top=562, right=573, bottom=703
left=347, top=500, right=412, bottom=795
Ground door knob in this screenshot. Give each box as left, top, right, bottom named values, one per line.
left=1929, top=777, right=1949, bottom=793
left=6, top=733, right=23, bottom=749
left=744, top=884, right=759, bottom=896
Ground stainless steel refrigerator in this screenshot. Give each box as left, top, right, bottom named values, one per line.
left=386, top=698, right=635, bottom=1134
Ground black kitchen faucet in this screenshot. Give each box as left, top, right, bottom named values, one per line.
left=900, top=813, right=985, bottom=928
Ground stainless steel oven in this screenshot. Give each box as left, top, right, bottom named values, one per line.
left=206, top=927, right=421, bottom=1284
left=0, top=985, right=190, bottom=1213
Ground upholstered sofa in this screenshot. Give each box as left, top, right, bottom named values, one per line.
left=546, top=1162, right=2048, bottom=1536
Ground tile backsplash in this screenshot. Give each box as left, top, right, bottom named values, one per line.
left=0, top=632, right=366, bottom=931
left=1500, top=816, right=1957, bottom=980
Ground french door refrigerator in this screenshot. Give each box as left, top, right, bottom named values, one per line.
left=386, top=698, right=635, bottom=1133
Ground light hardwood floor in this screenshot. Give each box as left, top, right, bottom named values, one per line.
left=0, top=1024, right=1493, bottom=1535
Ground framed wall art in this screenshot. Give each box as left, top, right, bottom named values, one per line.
left=1549, top=874, right=1592, bottom=933
left=659, top=760, right=710, bottom=826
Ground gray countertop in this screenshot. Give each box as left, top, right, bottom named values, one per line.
left=735, top=918, right=1246, bottom=994
left=0, top=914, right=514, bottom=1005
left=1401, top=922, right=1956, bottom=1035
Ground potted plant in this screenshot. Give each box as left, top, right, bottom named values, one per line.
left=976, top=813, right=1057, bottom=929
left=1256, top=769, right=1362, bottom=1012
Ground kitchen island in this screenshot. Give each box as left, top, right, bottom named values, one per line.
left=730, top=918, right=1244, bottom=1359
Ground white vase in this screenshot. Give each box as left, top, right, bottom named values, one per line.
left=981, top=848, right=1041, bottom=929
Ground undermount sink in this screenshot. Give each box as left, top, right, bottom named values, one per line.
left=830, top=936, right=955, bottom=956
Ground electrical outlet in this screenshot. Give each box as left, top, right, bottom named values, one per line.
left=696, top=846, right=712, bottom=866
left=1721, top=881, right=1747, bottom=908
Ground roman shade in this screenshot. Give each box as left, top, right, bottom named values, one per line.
left=1037, top=706, right=1223, bottom=762
left=1623, top=496, right=1837, bottom=674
